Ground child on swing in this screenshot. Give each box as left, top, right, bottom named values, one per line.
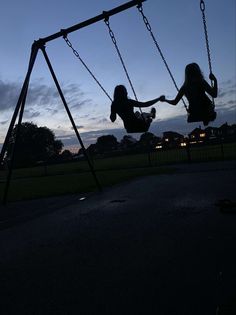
left=110, top=85, right=164, bottom=132
left=160, top=63, right=218, bottom=126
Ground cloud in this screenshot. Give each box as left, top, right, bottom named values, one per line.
left=218, top=78, right=236, bottom=100
left=97, top=118, right=109, bottom=124
left=218, top=90, right=227, bottom=98
left=0, top=79, right=20, bottom=111
left=79, top=114, right=90, bottom=119
left=55, top=127, right=127, bottom=148
left=27, top=82, right=91, bottom=109
left=0, top=120, right=8, bottom=125
left=218, top=88, right=235, bottom=98
left=45, top=108, right=59, bottom=115
left=24, top=109, right=41, bottom=119
left=70, top=125, right=84, bottom=130
left=220, top=78, right=236, bottom=88
left=0, top=79, right=91, bottom=113
left=70, top=99, right=92, bottom=109
left=87, top=116, right=109, bottom=125
left=216, top=78, right=236, bottom=114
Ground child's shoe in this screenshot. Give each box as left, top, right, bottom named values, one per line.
left=150, top=107, right=156, bottom=119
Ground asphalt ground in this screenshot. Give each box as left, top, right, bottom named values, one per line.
left=0, top=161, right=235, bottom=314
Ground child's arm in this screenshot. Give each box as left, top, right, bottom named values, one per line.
left=133, top=95, right=165, bottom=108
left=161, top=88, right=184, bottom=106
left=110, top=105, right=117, bottom=122
left=204, top=73, right=218, bottom=98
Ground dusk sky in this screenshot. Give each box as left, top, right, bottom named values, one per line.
left=0, top=0, right=235, bottom=150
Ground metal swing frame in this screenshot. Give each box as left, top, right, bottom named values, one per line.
left=1, top=0, right=213, bottom=203
left=0, top=0, right=146, bottom=204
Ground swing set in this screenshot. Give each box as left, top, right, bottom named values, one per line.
left=0, top=0, right=215, bottom=203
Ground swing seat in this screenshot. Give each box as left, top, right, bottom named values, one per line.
left=187, top=99, right=217, bottom=125
left=187, top=109, right=216, bottom=125
left=125, top=118, right=150, bottom=133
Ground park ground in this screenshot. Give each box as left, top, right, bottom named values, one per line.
left=0, top=160, right=235, bottom=314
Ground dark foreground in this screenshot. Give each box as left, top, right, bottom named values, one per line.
left=0, top=161, right=236, bottom=315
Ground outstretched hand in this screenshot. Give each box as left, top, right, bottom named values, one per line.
left=159, top=95, right=165, bottom=102
left=209, top=73, right=216, bottom=81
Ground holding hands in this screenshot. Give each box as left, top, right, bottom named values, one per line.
left=159, top=95, right=166, bottom=102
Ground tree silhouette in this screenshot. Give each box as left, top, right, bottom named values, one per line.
left=139, top=132, right=160, bottom=149
left=61, top=149, right=73, bottom=161
left=96, top=135, right=118, bottom=153
left=120, top=135, right=137, bottom=149
left=7, top=122, right=63, bottom=167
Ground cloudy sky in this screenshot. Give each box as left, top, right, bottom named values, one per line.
left=0, top=0, right=235, bottom=150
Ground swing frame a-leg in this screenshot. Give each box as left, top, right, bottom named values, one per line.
left=0, top=44, right=39, bottom=204
left=0, top=0, right=146, bottom=204
left=0, top=41, right=101, bottom=204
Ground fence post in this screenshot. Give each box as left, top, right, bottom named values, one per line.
left=220, top=138, right=225, bottom=161
left=186, top=139, right=192, bottom=163
left=147, top=150, right=152, bottom=167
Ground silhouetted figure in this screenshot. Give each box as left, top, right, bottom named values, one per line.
left=161, top=63, right=218, bottom=126
left=110, top=85, right=164, bottom=133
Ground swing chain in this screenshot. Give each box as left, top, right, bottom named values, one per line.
left=200, top=0, right=215, bottom=106
left=200, top=0, right=205, bottom=12
left=104, top=17, right=139, bottom=103
left=137, top=4, right=188, bottom=111
left=63, top=35, right=80, bottom=58
left=104, top=18, right=117, bottom=46
left=200, top=0, right=213, bottom=74
left=63, top=34, right=112, bottom=101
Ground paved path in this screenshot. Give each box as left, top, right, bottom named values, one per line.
left=0, top=161, right=236, bottom=314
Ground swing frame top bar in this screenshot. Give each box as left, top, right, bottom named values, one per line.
left=35, top=0, right=146, bottom=46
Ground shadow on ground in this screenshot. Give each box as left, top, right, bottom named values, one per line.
left=0, top=161, right=235, bottom=314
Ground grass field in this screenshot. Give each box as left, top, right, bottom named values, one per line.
left=0, top=142, right=235, bottom=202
left=0, top=164, right=175, bottom=202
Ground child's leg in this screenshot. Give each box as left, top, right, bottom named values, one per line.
left=135, top=111, right=151, bottom=122
left=134, top=111, right=142, bottom=119
left=150, top=107, right=156, bottom=119
left=141, top=112, right=150, bottom=120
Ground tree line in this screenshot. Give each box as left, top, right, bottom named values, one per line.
left=3, top=121, right=235, bottom=167
left=3, top=122, right=159, bottom=167
left=5, top=122, right=63, bottom=167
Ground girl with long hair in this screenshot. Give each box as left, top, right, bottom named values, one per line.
left=161, top=63, right=218, bottom=126
left=110, top=85, right=164, bottom=133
